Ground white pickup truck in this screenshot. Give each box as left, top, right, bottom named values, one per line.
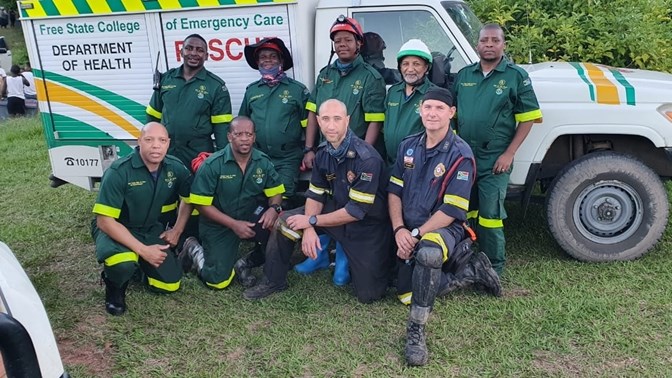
left=18, top=0, right=672, bottom=262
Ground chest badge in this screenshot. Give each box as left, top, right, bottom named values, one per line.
left=434, top=163, right=446, bottom=178
left=494, top=80, right=507, bottom=95
left=165, top=170, right=176, bottom=188
left=403, top=155, right=415, bottom=169
left=279, top=90, right=292, bottom=104
left=326, top=173, right=336, bottom=181
left=346, top=150, right=356, bottom=158
left=320, top=76, right=333, bottom=84
left=347, top=170, right=356, bottom=183
left=195, top=85, right=209, bottom=99
left=253, top=168, right=265, bottom=184
left=352, top=80, right=363, bottom=95
left=414, top=102, right=421, bottom=114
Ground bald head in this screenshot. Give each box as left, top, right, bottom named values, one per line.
left=140, top=121, right=169, bottom=139
left=319, top=99, right=348, bottom=116
left=317, top=99, right=350, bottom=148
left=138, top=122, right=170, bottom=170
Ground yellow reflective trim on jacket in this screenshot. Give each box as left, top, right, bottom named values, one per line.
left=147, top=277, right=181, bottom=292
left=467, top=210, right=479, bottom=220
left=306, top=102, right=317, bottom=113
left=389, top=176, right=404, bottom=188
left=364, top=112, right=385, bottom=122
left=349, top=189, right=375, bottom=204
left=301, top=119, right=308, bottom=128
left=191, top=208, right=200, bottom=216
left=211, top=114, right=233, bottom=124
left=309, top=183, right=328, bottom=196
left=104, top=252, right=138, bottom=267
left=443, top=195, right=469, bottom=211
left=93, top=203, right=121, bottom=219
left=398, top=292, right=412, bottom=305
left=515, top=109, right=543, bottom=123
left=146, top=105, right=162, bottom=119
left=479, top=216, right=503, bottom=228
left=179, top=195, right=191, bottom=204
left=161, top=201, right=178, bottom=213
left=421, top=232, right=449, bottom=262
left=264, top=184, right=286, bottom=197
left=206, top=269, right=235, bottom=289
left=189, top=193, right=214, bottom=206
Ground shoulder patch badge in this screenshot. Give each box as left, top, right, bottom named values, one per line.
left=457, top=171, right=469, bottom=181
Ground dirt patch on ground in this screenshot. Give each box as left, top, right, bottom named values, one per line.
left=58, top=313, right=113, bottom=377
left=532, top=350, right=584, bottom=376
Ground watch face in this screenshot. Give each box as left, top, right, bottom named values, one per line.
left=309, top=215, right=317, bottom=226
left=411, top=228, right=420, bottom=238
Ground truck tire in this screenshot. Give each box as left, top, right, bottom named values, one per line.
left=545, top=152, right=668, bottom=262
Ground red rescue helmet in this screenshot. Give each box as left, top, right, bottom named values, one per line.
left=329, top=15, right=364, bottom=42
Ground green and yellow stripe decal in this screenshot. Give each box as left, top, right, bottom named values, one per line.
left=34, top=69, right=145, bottom=140
left=20, top=0, right=295, bottom=18
left=570, top=62, right=636, bottom=106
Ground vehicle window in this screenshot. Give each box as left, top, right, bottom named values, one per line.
left=354, top=9, right=468, bottom=82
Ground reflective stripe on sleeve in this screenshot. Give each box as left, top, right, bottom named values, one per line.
left=467, top=210, right=479, bottom=220
left=389, top=176, right=404, bottom=188
left=264, top=184, right=285, bottom=197
left=308, top=183, right=328, bottom=196
left=161, top=201, right=178, bottom=213
left=349, top=189, right=375, bottom=204
left=146, top=105, right=162, bottom=119
left=515, top=109, right=543, bottom=123
left=443, top=195, right=469, bottom=211
left=364, top=112, right=385, bottom=122
left=211, top=114, right=233, bottom=124
left=306, top=102, right=317, bottom=113
left=189, top=194, right=214, bottom=206
left=93, top=203, right=121, bottom=218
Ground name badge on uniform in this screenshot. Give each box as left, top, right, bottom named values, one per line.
left=326, top=173, right=336, bottom=181
left=403, top=156, right=415, bottom=169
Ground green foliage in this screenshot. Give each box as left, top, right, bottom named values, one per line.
left=469, top=0, right=672, bottom=72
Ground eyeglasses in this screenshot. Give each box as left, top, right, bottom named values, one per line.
left=231, top=131, right=254, bottom=139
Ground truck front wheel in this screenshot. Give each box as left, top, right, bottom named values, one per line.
left=545, top=152, right=668, bottom=262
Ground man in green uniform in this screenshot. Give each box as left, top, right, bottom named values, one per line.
left=146, top=34, right=233, bottom=168
left=240, top=37, right=309, bottom=202
left=180, top=116, right=285, bottom=290
left=384, top=39, right=436, bottom=167
left=453, top=24, right=542, bottom=275
left=92, top=122, right=193, bottom=316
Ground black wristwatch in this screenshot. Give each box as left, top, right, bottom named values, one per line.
left=411, top=228, right=422, bottom=239
left=309, top=215, right=318, bottom=226
left=270, top=204, right=283, bottom=214
left=303, top=146, right=315, bottom=154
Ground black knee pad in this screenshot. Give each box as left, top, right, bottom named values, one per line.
left=415, top=247, right=443, bottom=269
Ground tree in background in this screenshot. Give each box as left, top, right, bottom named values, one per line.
left=469, top=0, right=672, bottom=72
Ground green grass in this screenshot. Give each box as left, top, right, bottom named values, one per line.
left=2, top=118, right=672, bottom=377
left=0, top=21, right=28, bottom=66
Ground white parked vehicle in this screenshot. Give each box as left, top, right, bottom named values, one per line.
left=0, top=241, right=68, bottom=378
left=18, top=0, right=672, bottom=261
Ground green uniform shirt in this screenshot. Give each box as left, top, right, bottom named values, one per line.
left=92, top=148, right=192, bottom=230
left=453, top=58, right=542, bottom=151
left=189, top=146, right=285, bottom=224
left=239, top=77, right=309, bottom=159
left=146, top=66, right=233, bottom=168
left=306, top=55, right=386, bottom=138
left=383, top=78, right=435, bottom=165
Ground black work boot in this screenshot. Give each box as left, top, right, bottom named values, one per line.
left=405, top=305, right=431, bottom=366
left=101, top=272, right=128, bottom=316
left=440, top=252, right=501, bottom=297
left=234, top=256, right=257, bottom=288
left=243, top=276, right=287, bottom=300
left=179, top=237, right=203, bottom=274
